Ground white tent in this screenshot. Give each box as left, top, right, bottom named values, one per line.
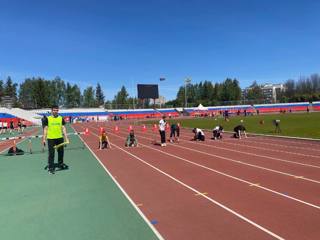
left=197, top=104, right=208, bottom=111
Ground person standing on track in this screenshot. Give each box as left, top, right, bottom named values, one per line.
left=9, top=120, right=14, bottom=134
left=17, top=120, right=22, bottom=133
left=159, top=115, right=167, bottom=147
left=3, top=121, right=7, bottom=133
left=42, top=105, right=70, bottom=174
left=170, top=122, right=180, bottom=142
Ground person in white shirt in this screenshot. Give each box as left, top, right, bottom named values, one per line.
left=192, top=128, right=205, bottom=141
left=212, top=125, right=224, bottom=140
left=159, top=115, right=167, bottom=146
left=3, top=122, right=8, bottom=133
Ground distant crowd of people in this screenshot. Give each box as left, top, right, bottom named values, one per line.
left=156, top=115, right=247, bottom=147
left=0, top=119, right=26, bottom=134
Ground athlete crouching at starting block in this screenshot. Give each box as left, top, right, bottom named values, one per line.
left=99, top=130, right=111, bottom=149
left=212, top=125, right=224, bottom=140
left=233, top=124, right=247, bottom=139
left=125, top=130, right=138, bottom=147
left=192, top=128, right=205, bottom=141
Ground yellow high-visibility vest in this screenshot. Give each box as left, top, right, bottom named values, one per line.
left=47, top=116, right=63, bottom=139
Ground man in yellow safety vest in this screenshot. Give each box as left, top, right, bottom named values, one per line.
left=42, top=105, right=70, bottom=174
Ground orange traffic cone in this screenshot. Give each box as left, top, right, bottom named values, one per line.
left=99, top=127, right=105, bottom=134
left=152, top=124, right=158, bottom=132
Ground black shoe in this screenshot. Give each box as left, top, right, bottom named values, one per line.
left=58, top=163, right=69, bottom=170
left=48, top=169, right=55, bottom=174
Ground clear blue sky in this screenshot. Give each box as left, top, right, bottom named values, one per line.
left=1, top=0, right=319, bottom=100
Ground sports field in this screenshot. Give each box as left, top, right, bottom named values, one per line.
left=1, top=121, right=320, bottom=239
left=0, top=126, right=161, bottom=240
left=145, top=112, right=320, bottom=139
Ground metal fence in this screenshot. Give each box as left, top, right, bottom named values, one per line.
left=103, top=99, right=284, bottom=109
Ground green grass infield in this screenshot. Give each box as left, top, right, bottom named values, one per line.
left=142, top=112, right=320, bottom=139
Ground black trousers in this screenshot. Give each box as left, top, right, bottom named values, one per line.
left=213, top=130, right=218, bottom=138
left=213, top=130, right=221, bottom=138
left=48, top=138, right=64, bottom=170
left=159, top=130, right=166, bottom=143
left=98, top=140, right=108, bottom=149
left=197, top=133, right=205, bottom=141
left=170, top=129, right=176, bottom=138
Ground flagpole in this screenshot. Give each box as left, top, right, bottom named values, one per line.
left=185, top=77, right=191, bottom=108
left=131, top=79, right=135, bottom=109
left=159, top=77, right=166, bottom=109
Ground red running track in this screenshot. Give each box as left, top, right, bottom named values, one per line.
left=73, top=122, right=320, bottom=240
left=0, top=128, right=40, bottom=153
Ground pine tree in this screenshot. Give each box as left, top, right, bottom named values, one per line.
left=83, top=86, right=96, bottom=107
left=95, top=83, right=105, bottom=106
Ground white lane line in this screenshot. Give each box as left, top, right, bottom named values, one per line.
left=182, top=126, right=320, bottom=144
left=221, top=139, right=320, bottom=158
left=166, top=128, right=320, bottom=167
left=93, top=126, right=320, bottom=210
left=178, top=126, right=320, bottom=154
left=71, top=125, right=165, bottom=240
left=172, top=141, right=320, bottom=184
left=230, top=138, right=320, bottom=153
left=125, top=128, right=320, bottom=174
left=178, top=128, right=320, bottom=157
left=108, top=139, right=286, bottom=240
left=107, top=126, right=320, bottom=184
left=177, top=135, right=320, bottom=168
left=248, top=137, right=320, bottom=148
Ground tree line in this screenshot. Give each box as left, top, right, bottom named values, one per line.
left=0, top=76, right=105, bottom=109
left=103, top=78, right=243, bottom=108
left=170, top=78, right=242, bottom=107
left=1, top=73, right=320, bottom=109
left=280, top=74, right=320, bottom=102
left=241, top=74, right=320, bottom=103
left=165, top=73, right=320, bottom=107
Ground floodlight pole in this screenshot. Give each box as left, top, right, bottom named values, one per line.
left=185, top=77, right=191, bottom=108
left=131, top=79, right=135, bottom=109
